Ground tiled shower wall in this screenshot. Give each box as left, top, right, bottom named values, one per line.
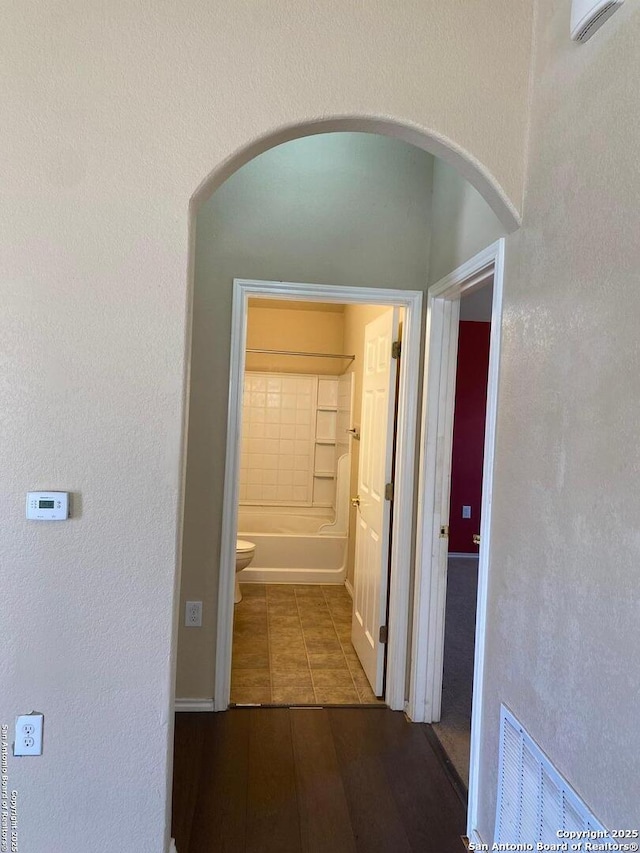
left=239, top=373, right=316, bottom=504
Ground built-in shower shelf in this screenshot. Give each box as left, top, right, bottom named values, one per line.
left=317, top=406, right=338, bottom=412
left=313, top=471, right=335, bottom=479
left=315, top=439, right=336, bottom=445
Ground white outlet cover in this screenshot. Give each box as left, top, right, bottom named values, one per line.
left=185, top=601, right=202, bottom=627
left=14, top=713, right=44, bottom=756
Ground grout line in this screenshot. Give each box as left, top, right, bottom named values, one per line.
left=295, top=586, right=317, bottom=703
left=323, top=586, right=362, bottom=704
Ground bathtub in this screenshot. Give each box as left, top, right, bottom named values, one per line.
left=237, top=505, right=348, bottom=584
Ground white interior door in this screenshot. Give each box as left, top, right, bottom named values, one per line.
left=351, top=307, right=399, bottom=696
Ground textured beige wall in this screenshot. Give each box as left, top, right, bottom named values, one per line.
left=429, top=159, right=505, bottom=284
left=246, top=303, right=345, bottom=376
left=477, top=0, right=640, bottom=836
left=0, top=2, right=532, bottom=850
left=179, top=133, right=434, bottom=700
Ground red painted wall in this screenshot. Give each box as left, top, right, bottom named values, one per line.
left=448, top=321, right=491, bottom=554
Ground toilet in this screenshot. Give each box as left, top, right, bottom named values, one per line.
left=235, top=539, right=256, bottom=604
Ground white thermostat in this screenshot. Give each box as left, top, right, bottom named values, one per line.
left=26, top=492, right=70, bottom=521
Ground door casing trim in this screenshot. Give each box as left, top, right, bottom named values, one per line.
left=408, top=238, right=505, bottom=840
left=215, top=279, right=423, bottom=712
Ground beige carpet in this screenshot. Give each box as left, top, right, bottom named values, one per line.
left=432, top=556, right=478, bottom=787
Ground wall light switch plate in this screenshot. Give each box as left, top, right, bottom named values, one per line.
left=462, top=505, right=472, bottom=519
left=185, top=601, right=202, bottom=627
left=14, top=713, right=44, bottom=756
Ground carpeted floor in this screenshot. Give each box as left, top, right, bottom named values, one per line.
left=432, top=555, right=478, bottom=787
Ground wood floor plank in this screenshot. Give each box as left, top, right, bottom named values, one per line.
left=171, top=714, right=206, bottom=853
left=368, top=712, right=467, bottom=852
left=328, top=708, right=413, bottom=853
left=188, top=710, right=250, bottom=853
left=246, top=708, right=302, bottom=853
left=290, top=709, right=357, bottom=853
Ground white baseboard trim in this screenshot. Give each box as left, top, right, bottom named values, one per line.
left=175, top=698, right=214, bottom=712
left=448, top=552, right=479, bottom=559
left=169, top=839, right=178, bottom=853
left=344, top=578, right=354, bottom=599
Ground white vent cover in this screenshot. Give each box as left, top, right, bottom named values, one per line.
left=571, top=0, right=625, bottom=42
left=495, top=706, right=609, bottom=844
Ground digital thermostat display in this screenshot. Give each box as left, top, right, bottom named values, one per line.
left=26, top=492, right=70, bottom=521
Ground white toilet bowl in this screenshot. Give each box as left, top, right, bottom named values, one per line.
left=235, top=539, right=256, bottom=603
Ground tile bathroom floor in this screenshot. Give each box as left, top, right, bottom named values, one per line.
left=231, top=583, right=384, bottom=705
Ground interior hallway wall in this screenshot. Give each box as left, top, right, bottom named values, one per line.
left=180, top=133, right=434, bottom=699
left=0, top=1, right=533, bottom=847
left=477, top=1, right=640, bottom=835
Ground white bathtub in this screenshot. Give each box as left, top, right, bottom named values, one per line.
left=237, top=506, right=348, bottom=584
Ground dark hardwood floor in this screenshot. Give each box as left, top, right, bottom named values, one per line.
left=172, top=708, right=467, bottom=853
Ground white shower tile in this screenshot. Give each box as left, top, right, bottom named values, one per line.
left=239, top=485, right=247, bottom=501
left=267, top=377, right=281, bottom=392
left=280, top=455, right=294, bottom=470
left=248, top=453, right=263, bottom=469
left=279, top=439, right=294, bottom=455
left=267, top=393, right=280, bottom=408
left=263, top=470, right=277, bottom=485
left=281, top=424, right=296, bottom=439
left=253, top=408, right=265, bottom=423
left=247, top=485, right=262, bottom=501
left=281, top=409, right=296, bottom=424
left=294, top=455, right=308, bottom=471
left=295, top=409, right=310, bottom=425
left=282, top=377, right=297, bottom=393
left=293, top=486, right=308, bottom=502
left=262, top=485, right=277, bottom=500
left=296, top=394, right=311, bottom=409
left=294, top=440, right=309, bottom=454
left=295, top=425, right=309, bottom=440
left=277, top=469, right=293, bottom=485
left=264, top=439, right=279, bottom=454
left=293, top=470, right=307, bottom=486
left=265, top=409, right=279, bottom=423
left=282, top=393, right=296, bottom=409
left=251, top=392, right=265, bottom=407
left=239, top=469, right=248, bottom=485
left=276, top=485, right=293, bottom=501
left=253, top=377, right=266, bottom=392
left=263, top=455, right=278, bottom=470
left=248, top=468, right=263, bottom=485
left=249, top=422, right=265, bottom=438
left=265, top=423, right=280, bottom=439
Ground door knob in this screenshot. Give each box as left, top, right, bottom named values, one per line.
left=472, top=534, right=481, bottom=545
left=351, top=495, right=361, bottom=508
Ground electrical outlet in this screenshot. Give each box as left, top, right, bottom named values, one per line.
left=185, top=601, right=202, bottom=627
left=14, top=713, right=44, bottom=756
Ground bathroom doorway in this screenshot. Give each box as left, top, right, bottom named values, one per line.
left=216, top=279, right=423, bottom=710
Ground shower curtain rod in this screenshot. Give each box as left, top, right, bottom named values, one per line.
left=246, top=348, right=355, bottom=362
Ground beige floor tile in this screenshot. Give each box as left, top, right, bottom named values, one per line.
left=230, top=669, right=271, bottom=704
left=304, top=637, right=342, bottom=655
left=270, top=649, right=309, bottom=671
left=239, top=583, right=266, bottom=598
left=270, top=670, right=315, bottom=704
left=307, top=651, right=349, bottom=670
left=350, top=669, right=383, bottom=704
left=266, top=584, right=296, bottom=598
left=232, top=648, right=270, bottom=670
left=311, top=669, right=359, bottom=704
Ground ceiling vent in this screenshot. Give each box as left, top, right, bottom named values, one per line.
left=571, top=0, right=625, bottom=42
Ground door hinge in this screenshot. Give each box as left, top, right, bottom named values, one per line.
left=384, top=482, right=394, bottom=502
left=440, top=525, right=449, bottom=538
left=379, top=625, right=388, bottom=644
left=391, top=340, right=401, bottom=360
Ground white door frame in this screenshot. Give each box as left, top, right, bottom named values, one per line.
left=408, top=239, right=505, bottom=839
left=215, top=278, right=423, bottom=712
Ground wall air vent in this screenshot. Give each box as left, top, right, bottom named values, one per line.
left=571, top=0, right=624, bottom=42
left=495, top=706, right=609, bottom=845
